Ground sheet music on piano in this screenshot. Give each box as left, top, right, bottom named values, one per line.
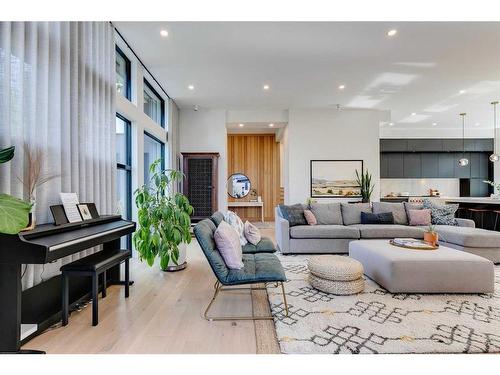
left=59, top=192, right=82, bottom=223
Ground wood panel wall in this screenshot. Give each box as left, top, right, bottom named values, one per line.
left=227, top=134, right=281, bottom=222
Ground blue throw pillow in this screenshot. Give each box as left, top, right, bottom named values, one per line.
left=422, top=199, right=458, bottom=226
left=361, top=211, right=394, bottom=225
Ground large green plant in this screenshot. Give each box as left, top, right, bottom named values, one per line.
left=0, top=146, right=32, bottom=234
left=133, top=159, right=193, bottom=271
left=355, top=169, right=375, bottom=203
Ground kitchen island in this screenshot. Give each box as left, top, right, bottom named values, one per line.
left=440, top=197, right=500, bottom=230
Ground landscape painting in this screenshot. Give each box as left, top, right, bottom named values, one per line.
left=310, top=160, right=363, bottom=198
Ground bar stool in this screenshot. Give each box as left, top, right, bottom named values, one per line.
left=468, top=208, right=489, bottom=229
left=456, top=207, right=467, bottom=219
left=493, top=210, right=500, bottom=232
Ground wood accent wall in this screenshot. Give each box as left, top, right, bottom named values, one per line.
left=227, top=134, right=281, bottom=222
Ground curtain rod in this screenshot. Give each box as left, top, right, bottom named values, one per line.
left=110, top=21, right=172, bottom=101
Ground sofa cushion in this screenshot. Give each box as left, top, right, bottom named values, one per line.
left=193, top=219, right=229, bottom=281
left=434, top=225, right=500, bottom=248
left=242, top=236, right=276, bottom=254
left=408, top=209, right=432, bottom=226
left=225, top=253, right=287, bottom=285
left=223, top=210, right=248, bottom=245
left=309, top=202, right=343, bottom=225
left=244, top=220, right=261, bottom=245
left=350, top=224, right=425, bottom=239
left=422, top=199, right=458, bottom=226
left=372, top=202, right=408, bottom=225
left=290, top=225, right=360, bottom=239
left=279, top=203, right=307, bottom=226
left=210, top=211, right=224, bottom=227
left=361, top=212, right=394, bottom=225
left=214, top=221, right=244, bottom=269
left=303, top=209, right=317, bottom=225
left=341, top=203, right=372, bottom=225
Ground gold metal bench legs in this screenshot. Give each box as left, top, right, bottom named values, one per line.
left=204, top=281, right=289, bottom=321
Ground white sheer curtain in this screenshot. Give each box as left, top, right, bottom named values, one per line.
left=0, top=22, right=116, bottom=289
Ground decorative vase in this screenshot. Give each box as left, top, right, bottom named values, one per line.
left=163, top=242, right=188, bottom=272
left=424, top=232, right=438, bottom=246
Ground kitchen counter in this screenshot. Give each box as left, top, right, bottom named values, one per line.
left=440, top=197, right=500, bottom=205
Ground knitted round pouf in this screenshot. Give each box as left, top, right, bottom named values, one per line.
left=307, top=255, right=365, bottom=295
left=307, top=255, right=363, bottom=281
left=309, top=274, right=365, bottom=295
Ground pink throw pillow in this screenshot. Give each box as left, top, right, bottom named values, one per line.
left=304, top=209, right=317, bottom=225
left=214, top=221, right=244, bottom=269
left=244, top=221, right=261, bottom=245
left=408, top=209, right=432, bottom=226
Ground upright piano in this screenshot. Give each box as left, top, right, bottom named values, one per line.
left=0, top=215, right=136, bottom=353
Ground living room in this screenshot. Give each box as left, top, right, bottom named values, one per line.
left=1, top=1, right=499, bottom=373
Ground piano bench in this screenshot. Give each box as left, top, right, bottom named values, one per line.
left=60, top=249, right=132, bottom=327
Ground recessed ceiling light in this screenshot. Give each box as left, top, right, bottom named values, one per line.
left=387, top=29, right=397, bottom=37
left=268, top=123, right=275, bottom=127
left=338, top=84, right=345, bottom=90
left=263, top=84, right=270, bottom=90
left=459, top=89, right=466, bottom=94
left=160, top=30, right=169, bottom=37
left=432, top=122, right=437, bottom=126
left=389, top=122, right=394, bottom=126
left=188, top=85, right=194, bottom=90
left=238, top=123, right=244, bottom=127
left=475, top=122, right=480, bottom=126
left=411, top=112, right=417, bottom=116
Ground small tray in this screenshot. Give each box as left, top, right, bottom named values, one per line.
left=389, top=239, right=439, bottom=251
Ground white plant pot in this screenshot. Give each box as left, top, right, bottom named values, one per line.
left=164, top=242, right=188, bottom=272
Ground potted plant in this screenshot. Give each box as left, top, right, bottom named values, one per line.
left=483, top=180, right=500, bottom=198
left=424, top=224, right=439, bottom=246
left=0, top=146, right=32, bottom=234
left=355, top=169, right=375, bottom=203
left=133, top=159, right=193, bottom=271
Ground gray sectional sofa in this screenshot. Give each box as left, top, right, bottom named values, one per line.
left=275, top=202, right=500, bottom=263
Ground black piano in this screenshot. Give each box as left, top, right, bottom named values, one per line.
left=0, top=215, right=136, bottom=353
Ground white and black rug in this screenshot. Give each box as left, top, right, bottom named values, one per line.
left=267, top=255, right=500, bottom=354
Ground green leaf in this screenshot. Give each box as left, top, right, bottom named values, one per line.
left=0, top=194, right=32, bottom=234
left=0, top=146, right=15, bottom=164
left=160, top=253, right=170, bottom=271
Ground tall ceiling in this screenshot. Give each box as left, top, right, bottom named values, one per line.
left=115, top=22, right=500, bottom=130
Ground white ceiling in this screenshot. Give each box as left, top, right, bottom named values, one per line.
left=114, top=22, right=500, bottom=131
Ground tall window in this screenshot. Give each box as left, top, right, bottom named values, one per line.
left=116, top=47, right=131, bottom=100
left=144, top=132, right=165, bottom=185
left=116, top=114, right=132, bottom=249
left=143, top=79, right=165, bottom=127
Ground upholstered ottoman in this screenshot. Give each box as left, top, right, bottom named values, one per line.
left=349, top=240, right=495, bottom=293
left=307, top=255, right=365, bottom=295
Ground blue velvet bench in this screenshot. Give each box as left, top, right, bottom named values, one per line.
left=194, top=218, right=289, bottom=321
left=209, top=212, right=277, bottom=254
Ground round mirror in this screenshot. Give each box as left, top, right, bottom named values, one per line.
left=227, top=173, right=251, bottom=199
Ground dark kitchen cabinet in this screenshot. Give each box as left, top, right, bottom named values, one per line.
left=380, top=139, right=408, bottom=152
left=470, top=153, right=489, bottom=179
left=386, top=153, right=404, bottom=178
left=474, top=139, right=494, bottom=152
left=470, top=179, right=490, bottom=197
left=442, top=139, right=464, bottom=152
left=380, top=153, right=389, bottom=178
left=403, top=153, right=421, bottom=178
left=421, top=153, right=439, bottom=178
left=438, top=153, right=455, bottom=177
left=407, top=139, right=443, bottom=152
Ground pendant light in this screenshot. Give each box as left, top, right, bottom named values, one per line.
left=458, top=113, right=469, bottom=167
left=490, top=101, right=499, bottom=162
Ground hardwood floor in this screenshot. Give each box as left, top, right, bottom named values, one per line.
left=23, top=226, right=276, bottom=354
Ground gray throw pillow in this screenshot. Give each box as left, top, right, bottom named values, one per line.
left=309, top=202, right=343, bottom=225
left=422, top=199, right=458, bottom=226
left=403, top=201, right=423, bottom=222
left=279, top=204, right=307, bottom=227
left=340, top=203, right=372, bottom=226
left=372, top=202, right=408, bottom=225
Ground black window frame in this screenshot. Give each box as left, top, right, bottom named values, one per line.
left=143, top=79, right=165, bottom=128
left=116, top=113, right=132, bottom=249
left=116, top=46, right=131, bottom=101
left=144, top=131, right=165, bottom=184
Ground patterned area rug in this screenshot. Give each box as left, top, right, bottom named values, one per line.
left=267, top=255, right=500, bottom=354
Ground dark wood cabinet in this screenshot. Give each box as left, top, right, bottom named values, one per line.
left=380, top=139, right=408, bottom=152
left=403, top=153, right=421, bottom=178
left=421, top=153, right=439, bottom=178
left=380, top=153, right=389, bottom=178
left=407, top=139, right=443, bottom=152
left=181, top=152, right=219, bottom=222
left=437, top=153, right=455, bottom=178
left=386, top=153, right=404, bottom=177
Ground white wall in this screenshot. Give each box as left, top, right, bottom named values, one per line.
left=179, top=108, right=228, bottom=211
left=286, top=108, right=382, bottom=204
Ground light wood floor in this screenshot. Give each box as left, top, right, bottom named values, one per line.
left=23, top=227, right=276, bottom=354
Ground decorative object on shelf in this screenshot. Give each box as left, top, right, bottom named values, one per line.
left=18, top=144, right=60, bottom=229
left=424, top=224, right=439, bottom=246
left=458, top=113, right=469, bottom=167
left=310, top=160, right=363, bottom=198
left=355, top=168, right=374, bottom=203
left=227, top=173, right=251, bottom=198
left=490, top=101, right=499, bottom=162
left=249, top=188, right=258, bottom=202
left=134, top=159, right=193, bottom=272
left=0, top=146, right=32, bottom=234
